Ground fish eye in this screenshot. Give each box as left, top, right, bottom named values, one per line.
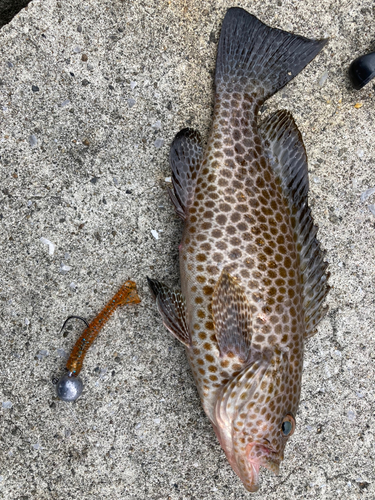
left=281, top=414, right=295, bottom=436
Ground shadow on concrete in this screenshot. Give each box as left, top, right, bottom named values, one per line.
left=0, top=0, right=31, bottom=29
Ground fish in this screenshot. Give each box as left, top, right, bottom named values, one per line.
left=148, top=7, right=329, bottom=492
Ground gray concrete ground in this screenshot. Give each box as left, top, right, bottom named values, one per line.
left=0, top=0, right=374, bottom=499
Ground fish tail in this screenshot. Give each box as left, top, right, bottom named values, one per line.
left=215, top=8, right=327, bottom=101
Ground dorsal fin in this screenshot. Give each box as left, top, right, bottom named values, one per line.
left=169, top=128, right=204, bottom=220
left=259, top=110, right=329, bottom=339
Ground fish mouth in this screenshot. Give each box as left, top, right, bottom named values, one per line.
left=241, top=443, right=282, bottom=492
left=244, top=461, right=261, bottom=492
left=262, top=454, right=281, bottom=474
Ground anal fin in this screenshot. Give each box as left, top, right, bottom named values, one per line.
left=147, top=277, right=191, bottom=347
left=212, top=271, right=252, bottom=363
left=169, top=128, right=203, bottom=220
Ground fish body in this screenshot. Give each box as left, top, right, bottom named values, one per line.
left=149, top=7, right=329, bottom=492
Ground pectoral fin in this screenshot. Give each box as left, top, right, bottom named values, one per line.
left=212, top=270, right=252, bottom=363
left=147, top=277, right=191, bottom=347
left=169, top=128, right=204, bottom=220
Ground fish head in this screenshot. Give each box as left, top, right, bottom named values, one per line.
left=215, top=352, right=298, bottom=492
left=232, top=414, right=295, bottom=492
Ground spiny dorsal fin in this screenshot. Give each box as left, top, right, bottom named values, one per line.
left=147, top=277, right=191, bottom=347
left=212, top=270, right=252, bottom=362
left=259, top=110, right=329, bottom=339
left=169, top=128, right=204, bottom=220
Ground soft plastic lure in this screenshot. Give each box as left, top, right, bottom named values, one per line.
left=56, top=280, right=140, bottom=401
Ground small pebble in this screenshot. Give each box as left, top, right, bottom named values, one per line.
left=32, top=85, right=39, bottom=92
left=2, top=401, right=12, bottom=409
left=151, top=230, right=159, bottom=240
left=81, top=54, right=88, bottom=62
left=29, top=135, right=37, bottom=148
left=70, top=282, right=76, bottom=290
left=40, top=237, right=56, bottom=256
left=360, top=187, right=375, bottom=202
left=152, top=120, right=161, bottom=129
left=154, top=138, right=164, bottom=148
left=130, top=81, right=137, bottom=90
left=60, top=263, right=72, bottom=273
left=318, top=71, right=329, bottom=87
left=347, top=410, right=356, bottom=421
left=357, top=149, right=364, bottom=158
left=32, top=443, right=40, bottom=450
left=25, top=318, right=30, bottom=325
left=368, top=204, right=375, bottom=216
left=57, top=349, right=67, bottom=358
left=73, top=46, right=81, bottom=53
left=153, top=418, right=161, bottom=424
left=127, top=98, right=136, bottom=108
left=60, top=99, right=70, bottom=107
left=165, top=177, right=171, bottom=183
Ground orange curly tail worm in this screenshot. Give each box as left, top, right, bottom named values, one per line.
left=66, top=280, right=141, bottom=376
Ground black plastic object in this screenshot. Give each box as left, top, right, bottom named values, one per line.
left=349, top=51, right=375, bottom=90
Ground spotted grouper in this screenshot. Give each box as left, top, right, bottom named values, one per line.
left=148, top=7, right=329, bottom=492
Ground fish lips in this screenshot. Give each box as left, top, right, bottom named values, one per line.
left=241, top=443, right=282, bottom=492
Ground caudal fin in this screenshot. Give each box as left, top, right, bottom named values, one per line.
left=215, top=8, right=327, bottom=101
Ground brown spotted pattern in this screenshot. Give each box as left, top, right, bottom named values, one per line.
left=179, top=87, right=305, bottom=490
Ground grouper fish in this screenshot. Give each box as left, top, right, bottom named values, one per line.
left=148, top=7, right=329, bottom=492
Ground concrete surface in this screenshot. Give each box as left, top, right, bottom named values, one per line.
left=0, top=1, right=374, bottom=499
